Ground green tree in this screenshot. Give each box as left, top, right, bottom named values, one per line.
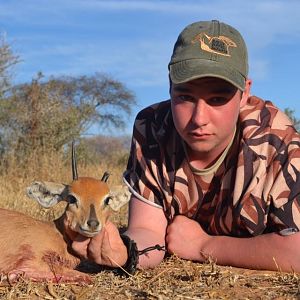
left=81, top=134, right=131, bottom=167
left=0, top=72, right=136, bottom=166
left=0, top=34, right=19, bottom=98
left=284, top=108, right=300, bottom=132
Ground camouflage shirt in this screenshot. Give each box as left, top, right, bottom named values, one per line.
left=123, top=96, right=300, bottom=237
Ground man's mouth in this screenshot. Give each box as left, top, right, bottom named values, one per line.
left=189, top=132, right=212, bottom=139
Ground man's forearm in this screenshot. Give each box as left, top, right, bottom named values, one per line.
left=202, top=232, right=300, bottom=272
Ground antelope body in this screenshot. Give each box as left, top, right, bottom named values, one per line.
left=0, top=145, right=130, bottom=284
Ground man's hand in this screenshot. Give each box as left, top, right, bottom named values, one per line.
left=71, top=221, right=128, bottom=267
left=166, top=215, right=211, bottom=261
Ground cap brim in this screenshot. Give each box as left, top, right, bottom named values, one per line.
left=169, top=59, right=246, bottom=91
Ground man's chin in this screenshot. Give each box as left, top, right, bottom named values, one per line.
left=186, top=140, right=215, bottom=154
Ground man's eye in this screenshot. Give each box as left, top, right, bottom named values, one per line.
left=177, top=95, right=194, bottom=102
left=208, top=97, right=230, bottom=106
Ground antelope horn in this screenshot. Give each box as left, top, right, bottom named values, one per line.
left=72, top=141, right=78, bottom=181
left=101, top=171, right=110, bottom=182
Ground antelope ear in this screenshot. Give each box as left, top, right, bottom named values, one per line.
left=108, top=185, right=131, bottom=211
left=26, top=181, right=68, bottom=208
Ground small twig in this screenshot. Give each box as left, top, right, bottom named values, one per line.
left=273, top=257, right=282, bottom=273
left=147, top=268, right=172, bottom=284
left=46, top=282, right=60, bottom=299
left=106, top=255, right=135, bottom=278
left=179, top=296, right=203, bottom=300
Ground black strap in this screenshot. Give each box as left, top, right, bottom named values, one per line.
left=118, top=234, right=166, bottom=276
left=119, top=234, right=139, bottom=275
left=138, top=244, right=166, bottom=255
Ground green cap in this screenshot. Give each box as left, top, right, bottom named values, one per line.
left=168, top=20, right=248, bottom=91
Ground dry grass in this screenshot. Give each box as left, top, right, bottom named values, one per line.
left=0, top=153, right=125, bottom=221
left=1, top=258, right=300, bottom=299
left=1, top=155, right=300, bottom=299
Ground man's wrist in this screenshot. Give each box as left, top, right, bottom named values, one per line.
left=118, top=234, right=139, bottom=275
left=117, top=234, right=166, bottom=275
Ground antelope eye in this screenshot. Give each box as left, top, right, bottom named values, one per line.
left=67, top=195, right=78, bottom=204
left=104, top=196, right=112, bottom=206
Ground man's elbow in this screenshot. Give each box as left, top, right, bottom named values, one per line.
left=277, top=232, right=300, bottom=273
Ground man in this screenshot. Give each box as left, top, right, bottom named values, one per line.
left=72, top=20, right=300, bottom=273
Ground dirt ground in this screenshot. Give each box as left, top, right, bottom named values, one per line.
left=1, top=255, right=299, bottom=300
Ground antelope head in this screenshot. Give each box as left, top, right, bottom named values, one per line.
left=26, top=143, right=130, bottom=238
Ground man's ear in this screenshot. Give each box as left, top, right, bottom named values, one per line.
left=240, top=79, right=252, bottom=107
left=168, top=74, right=172, bottom=96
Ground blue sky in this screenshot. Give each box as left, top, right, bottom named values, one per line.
left=1, top=0, right=300, bottom=135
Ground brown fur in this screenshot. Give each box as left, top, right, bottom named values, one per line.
left=0, top=177, right=113, bottom=284
left=0, top=208, right=90, bottom=283
left=0, top=176, right=131, bottom=284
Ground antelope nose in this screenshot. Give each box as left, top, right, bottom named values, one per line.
left=87, top=219, right=99, bottom=230
left=87, top=204, right=99, bottom=231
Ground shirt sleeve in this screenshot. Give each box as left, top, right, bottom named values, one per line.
left=238, top=99, right=300, bottom=235
left=123, top=108, right=165, bottom=209
left=263, top=105, right=300, bottom=232
left=267, top=139, right=300, bottom=231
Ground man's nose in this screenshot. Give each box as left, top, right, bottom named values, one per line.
left=191, top=100, right=209, bottom=126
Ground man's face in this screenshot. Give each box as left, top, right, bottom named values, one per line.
left=170, top=77, right=250, bottom=163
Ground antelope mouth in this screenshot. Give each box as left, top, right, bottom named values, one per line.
left=78, top=227, right=101, bottom=238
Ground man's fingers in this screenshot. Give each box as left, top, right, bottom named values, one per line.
left=74, top=234, right=90, bottom=242
left=87, top=229, right=105, bottom=261
left=105, top=221, right=121, bottom=235
left=71, top=236, right=90, bottom=259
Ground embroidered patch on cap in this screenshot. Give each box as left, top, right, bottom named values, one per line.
left=192, top=33, right=237, bottom=57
